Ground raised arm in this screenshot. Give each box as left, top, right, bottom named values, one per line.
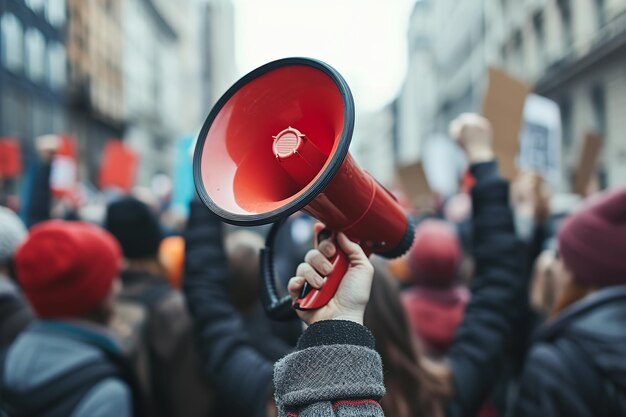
left=183, top=200, right=273, bottom=417
left=446, top=114, right=526, bottom=416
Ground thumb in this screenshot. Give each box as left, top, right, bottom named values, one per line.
left=336, top=233, right=369, bottom=266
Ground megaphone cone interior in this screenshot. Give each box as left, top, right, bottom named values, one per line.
left=194, top=58, right=353, bottom=225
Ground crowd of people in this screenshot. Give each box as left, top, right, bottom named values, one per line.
left=0, top=113, right=625, bottom=417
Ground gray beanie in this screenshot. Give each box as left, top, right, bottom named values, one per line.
left=0, top=207, right=27, bottom=266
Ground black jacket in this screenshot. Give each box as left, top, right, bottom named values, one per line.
left=183, top=201, right=292, bottom=417
left=513, top=285, right=626, bottom=417
left=445, top=161, right=526, bottom=417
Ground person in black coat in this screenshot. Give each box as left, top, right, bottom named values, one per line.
left=512, top=186, right=626, bottom=417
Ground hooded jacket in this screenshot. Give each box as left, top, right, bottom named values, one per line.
left=514, top=285, right=626, bottom=417
left=0, top=320, right=138, bottom=417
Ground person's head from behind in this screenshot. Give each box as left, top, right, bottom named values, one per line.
left=0, top=206, right=27, bottom=277
left=105, top=196, right=163, bottom=271
left=551, top=187, right=626, bottom=316
left=225, top=230, right=264, bottom=312
left=408, top=219, right=462, bottom=289
left=14, top=220, right=122, bottom=325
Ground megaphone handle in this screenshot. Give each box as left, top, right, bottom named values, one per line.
left=294, top=230, right=351, bottom=311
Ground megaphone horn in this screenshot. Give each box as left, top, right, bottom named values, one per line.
left=193, top=57, right=414, bottom=314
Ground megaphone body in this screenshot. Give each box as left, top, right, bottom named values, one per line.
left=193, top=58, right=414, bottom=312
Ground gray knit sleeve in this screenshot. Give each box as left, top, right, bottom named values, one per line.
left=274, top=344, right=385, bottom=416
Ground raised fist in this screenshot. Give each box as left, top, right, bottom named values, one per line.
left=449, top=113, right=494, bottom=164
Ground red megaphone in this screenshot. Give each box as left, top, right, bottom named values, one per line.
left=193, top=58, right=414, bottom=311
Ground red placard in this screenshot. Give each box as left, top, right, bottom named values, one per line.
left=99, top=140, right=139, bottom=192
left=0, top=138, right=22, bottom=179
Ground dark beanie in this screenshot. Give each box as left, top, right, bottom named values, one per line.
left=105, top=197, right=162, bottom=259
left=558, top=187, right=626, bottom=287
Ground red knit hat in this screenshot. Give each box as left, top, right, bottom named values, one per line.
left=15, top=220, right=122, bottom=318
left=408, top=219, right=462, bottom=288
left=558, top=187, right=626, bottom=288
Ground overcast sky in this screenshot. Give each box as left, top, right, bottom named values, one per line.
left=233, top=0, right=416, bottom=113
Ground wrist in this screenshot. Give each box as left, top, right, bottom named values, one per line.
left=466, top=147, right=494, bottom=164
left=307, top=312, right=364, bottom=326
left=297, top=319, right=375, bottom=350
left=329, top=313, right=364, bottom=325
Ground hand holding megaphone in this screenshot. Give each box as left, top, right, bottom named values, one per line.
left=288, top=223, right=374, bottom=325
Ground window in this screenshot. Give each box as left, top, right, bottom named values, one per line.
left=25, top=29, right=46, bottom=82
left=1, top=14, right=25, bottom=71
left=26, top=0, right=46, bottom=13
left=557, top=0, right=574, bottom=47
left=514, top=30, right=523, bottom=53
left=560, top=97, right=573, bottom=148
left=533, top=12, right=545, bottom=59
left=46, top=0, right=66, bottom=27
left=512, top=30, right=524, bottom=71
left=47, top=42, right=66, bottom=89
left=591, top=85, right=606, bottom=136
left=595, top=0, right=607, bottom=29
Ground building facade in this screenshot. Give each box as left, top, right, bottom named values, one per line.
left=498, top=0, right=626, bottom=188
left=66, top=0, right=124, bottom=181
left=398, top=0, right=626, bottom=190
left=201, top=0, right=237, bottom=108
left=122, top=0, right=181, bottom=185
left=0, top=0, right=67, bottom=148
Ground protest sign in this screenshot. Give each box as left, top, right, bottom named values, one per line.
left=99, top=140, right=139, bottom=192
left=573, top=132, right=603, bottom=196
left=171, top=135, right=195, bottom=216
left=49, top=135, right=78, bottom=198
left=518, top=94, right=562, bottom=185
left=481, top=67, right=531, bottom=180
left=0, top=138, right=22, bottom=179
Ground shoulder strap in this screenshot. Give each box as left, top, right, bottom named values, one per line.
left=100, top=345, right=149, bottom=417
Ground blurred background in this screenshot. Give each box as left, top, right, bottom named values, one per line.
left=0, top=0, right=625, bottom=216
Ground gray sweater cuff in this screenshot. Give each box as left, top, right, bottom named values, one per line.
left=297, top=320, right=375, bottom=350
left=274, top=344, right=385, bottom=408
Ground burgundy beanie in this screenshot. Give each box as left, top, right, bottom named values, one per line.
left=408, top=219, right=462, bottom=288
left=558, top=187, right=626, bottom=287
left=15, top=220, right=122, bottom=318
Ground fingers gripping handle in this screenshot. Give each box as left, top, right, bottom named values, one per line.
left=294, top=229, right=351, bottom=311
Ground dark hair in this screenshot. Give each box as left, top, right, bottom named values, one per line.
left=364, top=263, right=449, bottom=417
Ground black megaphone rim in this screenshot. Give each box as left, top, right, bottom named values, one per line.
left=193, top=57, right=355, bottom=226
